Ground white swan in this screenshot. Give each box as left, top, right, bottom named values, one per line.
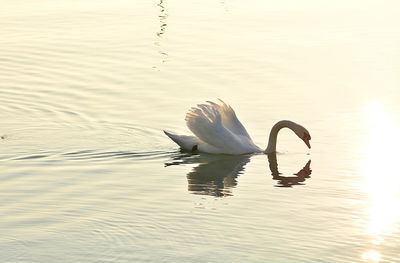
left=164, top=99, right=311, bottom=155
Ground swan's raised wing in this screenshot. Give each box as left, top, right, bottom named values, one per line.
left=208, top=99, right=251, bottom=139
left=185, top=105, right=242, bottom=154
left=185, top=101, right=259, bottom=154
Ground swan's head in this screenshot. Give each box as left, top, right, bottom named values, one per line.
left=292, top=123, right=311, bottom=149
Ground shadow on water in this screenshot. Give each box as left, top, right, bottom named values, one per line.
left=165, top=152, right=312, bottom=196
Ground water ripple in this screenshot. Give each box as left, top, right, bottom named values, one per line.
left=61, top=150, right=173, bottom=161
left=4, top=150, right=174, bottom=163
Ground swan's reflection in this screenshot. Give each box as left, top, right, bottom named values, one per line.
left=267, top=153, right=312, bottom=187
left=165, top=152, right=312, bottom=196
left=166, top=153, right=250, bottom=197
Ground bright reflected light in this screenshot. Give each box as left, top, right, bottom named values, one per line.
left=361, top=102, right=400, bottom=257
left=361, top=250, right=381, bottom=262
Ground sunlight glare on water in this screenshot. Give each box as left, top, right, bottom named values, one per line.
left=361, top=250, right=381, bottom=262
left=360, top=102, right=400, bottom=261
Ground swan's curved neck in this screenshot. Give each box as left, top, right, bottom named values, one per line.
left=265, top=120, right=297, bottom=153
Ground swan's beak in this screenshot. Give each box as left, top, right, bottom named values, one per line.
left=302, top=134, right=311, bottom=149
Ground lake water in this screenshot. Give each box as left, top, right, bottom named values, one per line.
left=1, top=0, right=400, bottom=262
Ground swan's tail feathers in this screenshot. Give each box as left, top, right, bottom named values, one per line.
left=163, top=130, right=173, bottom=137
left=163, top=130, right=199, bottom=151
left=163, top=130, right=181, bottom=145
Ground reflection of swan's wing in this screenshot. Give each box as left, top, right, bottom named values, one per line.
left=165, top=153, right=250, bottom=197
left=187, top=155, right=250, bottom=197
left=185, top=100, right=259, bottom=154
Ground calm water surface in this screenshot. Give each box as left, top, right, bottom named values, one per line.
left=1, top=0, right=400, bottom=262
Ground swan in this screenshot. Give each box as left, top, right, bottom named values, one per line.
left=164, top=99, right=311, bottom=155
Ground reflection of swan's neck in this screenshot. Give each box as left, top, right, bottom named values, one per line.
left=265, top=120, right=296, bottom=153
left=267, top=152, right=279, bottom=176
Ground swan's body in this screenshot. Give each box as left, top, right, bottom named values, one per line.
left=164, top=99, right=311, bottom=155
